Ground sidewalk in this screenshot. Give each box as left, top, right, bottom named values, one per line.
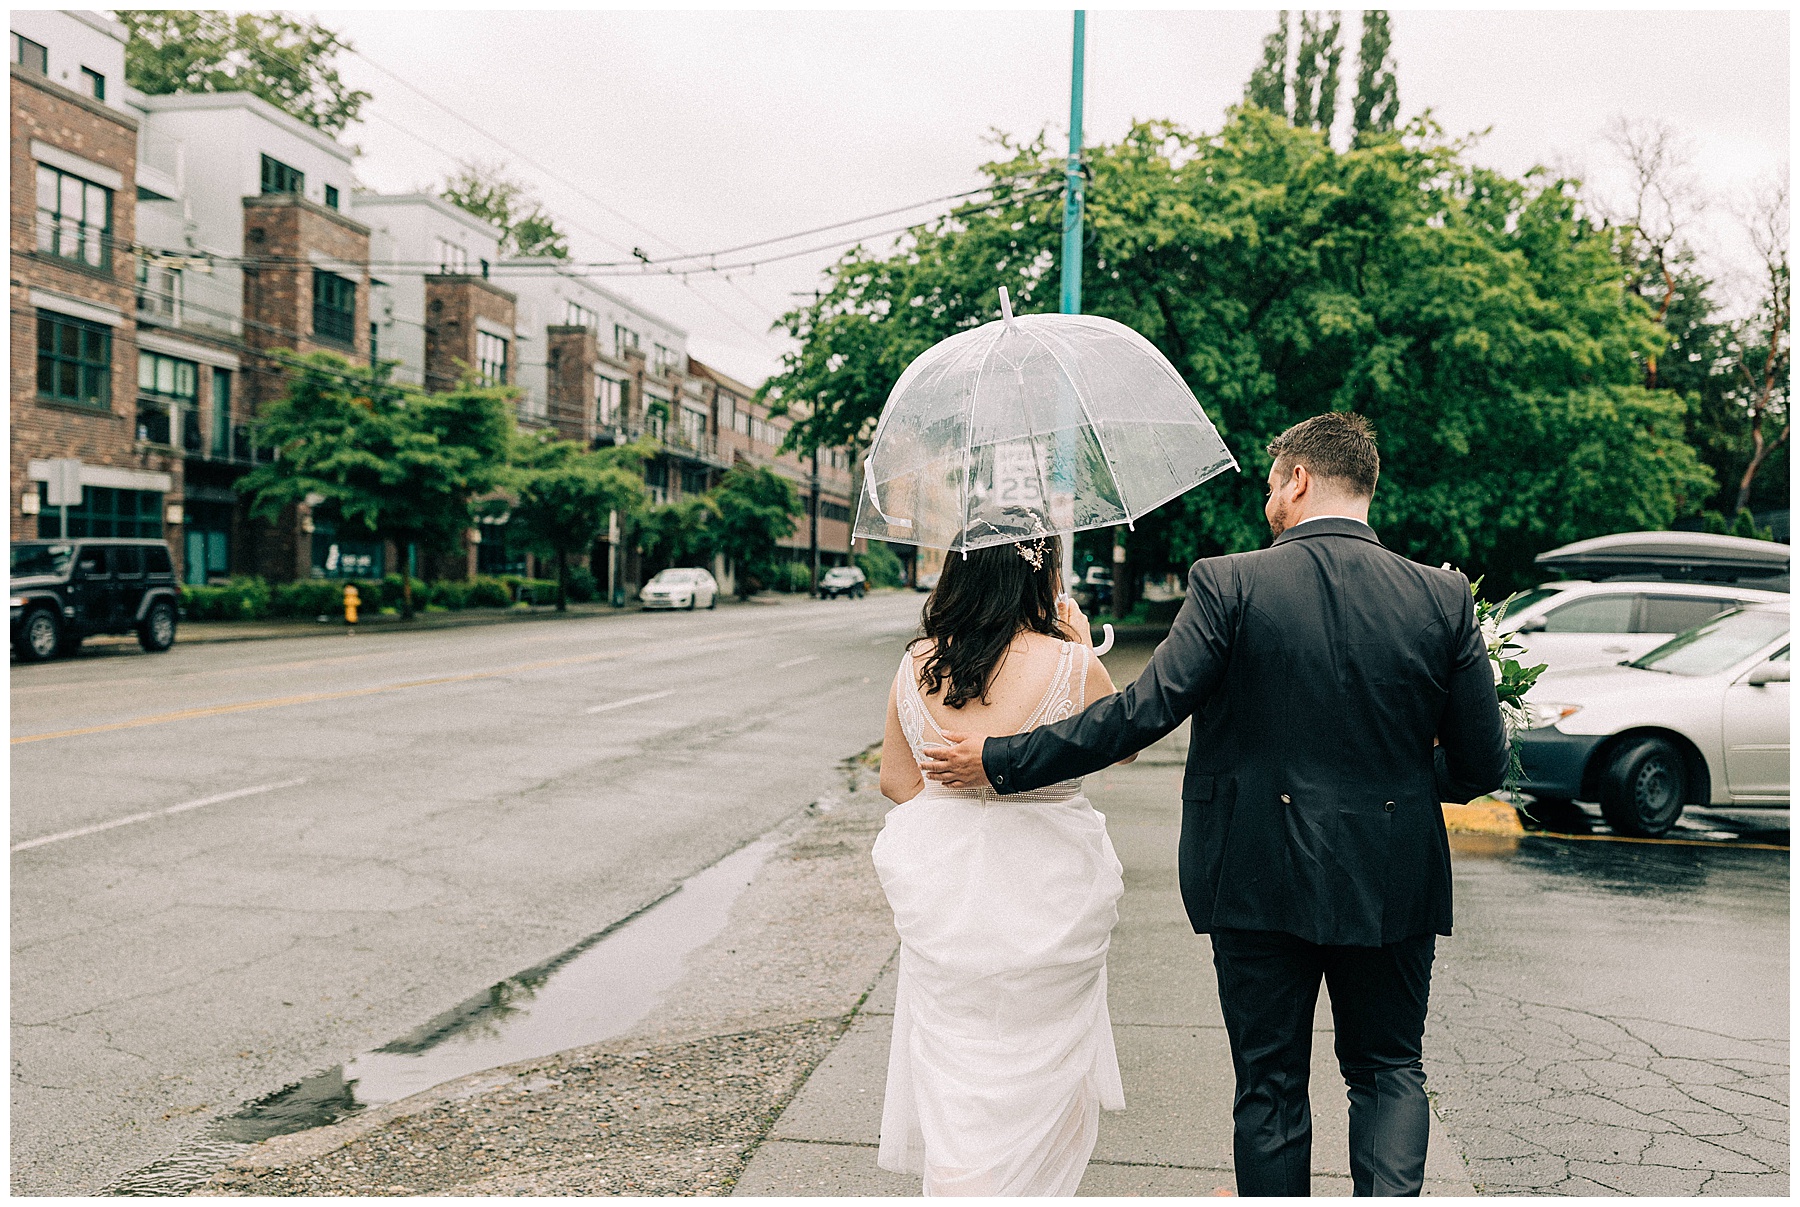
left=733, top=724, right=1479, bottom=1197
left=200, top=725, right=1479, bottom=1197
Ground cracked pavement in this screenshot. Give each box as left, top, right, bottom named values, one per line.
left=1428, top=832, right=1788, bottom=1195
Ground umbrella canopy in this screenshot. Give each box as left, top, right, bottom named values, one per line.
left=853, top=294, right=1237, bottom=553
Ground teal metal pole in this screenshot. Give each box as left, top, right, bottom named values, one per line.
left=1060, top=10, right=1086, bottom=316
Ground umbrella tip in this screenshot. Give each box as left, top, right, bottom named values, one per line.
left=997, top=286, right=1015, bottom=323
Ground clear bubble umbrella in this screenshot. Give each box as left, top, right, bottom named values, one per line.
left=854, top=287, right=1238, bottom=555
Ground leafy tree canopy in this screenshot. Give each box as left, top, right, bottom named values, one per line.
left=508, top=433, right=649, bottom=607
left=440, top=160, right=572, bottom=260
left=710, top=465, right=802, bottom=595
left=117, top=10, right=370, bottom=136
left=764, top=111, right=1714, bottom=595
left=1352, top=11, right=1400, bottom=140
left=240, top=354, right=516, bottom=613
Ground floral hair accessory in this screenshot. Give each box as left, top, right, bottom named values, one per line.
left=1016, top=538, right=1046, bottom=570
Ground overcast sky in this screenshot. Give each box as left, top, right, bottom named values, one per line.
left=315, top=6, right=1790, bottom=386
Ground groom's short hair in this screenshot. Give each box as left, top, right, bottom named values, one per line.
left=1267, top=412, right=1380, bottom=498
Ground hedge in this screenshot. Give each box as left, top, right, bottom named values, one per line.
left=179, top=574, right=567, bottom=620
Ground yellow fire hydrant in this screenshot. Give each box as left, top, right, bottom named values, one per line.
left=343, top=584, right=360, bottom=630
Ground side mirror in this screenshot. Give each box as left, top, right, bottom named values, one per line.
left=1745, top=662, right=1790, bottom=686
left=1516, top=615, right=1549, bottom=634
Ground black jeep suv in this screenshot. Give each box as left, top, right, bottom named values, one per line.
left=11, top=539, right=181, bottom=661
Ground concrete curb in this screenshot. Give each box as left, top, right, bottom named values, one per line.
left=1442, top=798, right=1527, bottom=836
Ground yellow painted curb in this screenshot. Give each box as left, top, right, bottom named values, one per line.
left=1441, top=798, right=1526, bottom=836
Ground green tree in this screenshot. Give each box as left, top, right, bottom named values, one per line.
left=636, top=495, right=723, bottom=575
left=1244, top=11, right=1289, bottom=114
left=240, top=354, right=515, bottom=618
left=440, top=160, right=571, bottom=260
left=710, top=465, right=802, bottom=596
left=117, top=10, right=370, bottom=135
left=766, top=111, right=1714, bottom=596
left=1352, top=10, right=1400, bottom=140
left=508, top=434, right=648, bottom=610
left=1291, top=12, right=1343, bottom=133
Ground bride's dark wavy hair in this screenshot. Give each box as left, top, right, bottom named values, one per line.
left=912, top=535, right=1069, bottom=709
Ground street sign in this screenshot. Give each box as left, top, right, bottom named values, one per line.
left=43, top=459, right=82, bottom=507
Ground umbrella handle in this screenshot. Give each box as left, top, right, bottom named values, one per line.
left=1093, top=623, right=1115, bottom=656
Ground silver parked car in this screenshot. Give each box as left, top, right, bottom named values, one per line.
left=639, top=567, right=718, bottom=610
left=1512, top=603, right=1789, bottom=836
left=1500, top=531, right=1788, bottom=674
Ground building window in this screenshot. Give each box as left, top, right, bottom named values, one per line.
left=680, top=464, right=709, bottom=495
left=38, top=486, right=163, bottom=539
left=81, top=67, right=104, bottom=99
left=36, top=311, right=111, bottom=407
left=212, top=368, right=232, bottom=456
left=36, top=164, right=112, bottom=272
left=324, top=183, right=340, bottom=210
left=12, top=33, right=46, bottom=73
left=137, top=351, right=197, bottom=446
left=613, top=324, right=640, bottom=359
left=476, top=330, right=509, bottom=385
left=596, top=375, right=622, bottom=426
left=679, top=406, right=706, bottom=448
left=652, top=342, right=679, bottom=377
left=260, top=154, right=304, bottom=196
left=312, top=269, right=357, bottom=344
left=136, top=259, right=183, bottom=323
left=436, top=238, right=468, bottom=273
left=566, top=300, right=597, bottom=329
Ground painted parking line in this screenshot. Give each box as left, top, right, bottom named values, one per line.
left=12, top=778, right=309, bottom=853
left=585, top=690, right=675, bottom=715
left=775, top=654, right=820, bottom=669
left=11, top=652, right=621, bottom=746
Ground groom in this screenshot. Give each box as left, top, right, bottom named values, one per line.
left=922, top=412, right=1508, bottom=1197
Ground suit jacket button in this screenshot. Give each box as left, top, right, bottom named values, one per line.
left=1279, top=794, right=1292, bottom=804
left=1384, top=800, right=1397, bottom=812
left=995, top=775, right=1005, bottom=785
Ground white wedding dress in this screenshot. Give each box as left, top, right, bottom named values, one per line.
left=873, top=640, right=1126, bottom=1197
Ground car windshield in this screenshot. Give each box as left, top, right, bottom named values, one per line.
left=11, top=544, right=73, bottom=578
left=651, top=570, right=696, bottom=584
left=1630, top=608, right=1790, bottom=677
left=824, top=568, right=855, bottom=580
left=1497, top=586, right=1565, bottom=623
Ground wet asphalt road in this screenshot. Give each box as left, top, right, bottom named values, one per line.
left=1430, top=819, right=1789, bottom=1195
left=10, top=593, right=924, bottom=1196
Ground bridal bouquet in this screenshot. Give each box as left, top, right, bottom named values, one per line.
left=1445, top=569, right=1548, bottom=740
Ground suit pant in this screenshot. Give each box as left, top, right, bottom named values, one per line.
left=1210, top=929, right=1437, bottom=1197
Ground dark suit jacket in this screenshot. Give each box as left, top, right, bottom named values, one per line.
left=983, top=517, right=1509, bottom=946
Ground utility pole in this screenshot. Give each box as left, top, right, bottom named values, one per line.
left=1058, top=10, right=1086, bottom=592
left=1060, top=10, right=1086, bottom=318
left=810, top=446, right=822, bottom=595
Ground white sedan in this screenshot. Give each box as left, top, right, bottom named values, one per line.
left=1499, top=579, right=1786, bottom=674
left=1512, top=603, right=1789, bottom=836
left=639, top=568, right=718, bottom=610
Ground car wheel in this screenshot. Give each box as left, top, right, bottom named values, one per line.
left=1598, top=737, right=1686, bottom=837
left=17, top=608, right=61, bottom=662
left=707, top=591, right=717, bottom=610
left=138, top=599, right=178, bottom=653
left=687, top=593, right=697, bottom=611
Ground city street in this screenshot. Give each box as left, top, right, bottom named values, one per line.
left=11, top=593, right=922, bottom=1195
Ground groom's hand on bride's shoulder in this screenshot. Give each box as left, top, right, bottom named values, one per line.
left=920, top=730, right=991, bottom=790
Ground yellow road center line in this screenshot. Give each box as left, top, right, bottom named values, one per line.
left=12, top=652, right=620, bottom=745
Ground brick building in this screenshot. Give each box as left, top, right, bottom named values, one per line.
left=11, top=12, right=175, bottom=549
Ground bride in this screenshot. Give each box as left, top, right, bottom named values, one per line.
left=873, top=534, right=1132, bottom=1197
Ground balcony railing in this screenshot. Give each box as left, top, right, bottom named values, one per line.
left=594, top=418, right=732, bottom=469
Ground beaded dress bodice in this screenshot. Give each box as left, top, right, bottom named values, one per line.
left=896, top=639, right=1090, bottom=802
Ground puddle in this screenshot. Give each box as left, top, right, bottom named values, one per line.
left=108, top=835, right=780, bottom=1195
